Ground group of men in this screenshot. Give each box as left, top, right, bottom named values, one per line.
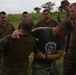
left=0, top=0, right=76, bottom=75
left=57, top=1, right=76, bottom=75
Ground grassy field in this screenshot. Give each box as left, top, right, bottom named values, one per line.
left=8, top=12, right=66, bottom=29
left=7, top=12, right=66, bottom=75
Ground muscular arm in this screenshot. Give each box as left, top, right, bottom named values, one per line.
left=34, top=50, right=64, bottom=60
left=47, top=50, right=64, bottom=60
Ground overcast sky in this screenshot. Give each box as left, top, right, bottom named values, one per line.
left=0, top=0, right=75, bottom=14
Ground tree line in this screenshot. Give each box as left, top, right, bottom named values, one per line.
left=34, top=0, right=68, bottom=13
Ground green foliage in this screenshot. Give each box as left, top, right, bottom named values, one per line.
left=41, top=1, right=55, bottom=11
left=34, top=7, right=41, bottom=13
left=7, top=12, right=66, bottom=75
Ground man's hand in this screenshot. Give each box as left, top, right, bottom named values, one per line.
left=12, top=30, right=22, bottom=39
left=34, top=50, right=45, bottom=59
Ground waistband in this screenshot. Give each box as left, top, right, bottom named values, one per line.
left=34, top=58, right=54, bottom=64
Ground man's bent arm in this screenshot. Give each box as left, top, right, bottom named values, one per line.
left=34, top=50, right=64, bottom=60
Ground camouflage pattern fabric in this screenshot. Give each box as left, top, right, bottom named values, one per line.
left=63, top=18, right=76, bottom=75
left=31, top=60, right=62, bottom=75
left=2, top=66, right=28, bottom=75
left=64, top=48, right=76, bottom=75
left=0, top=64, right=2, bottom=75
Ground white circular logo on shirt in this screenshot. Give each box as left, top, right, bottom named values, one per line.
left=45, top=42, right=56, bottom=54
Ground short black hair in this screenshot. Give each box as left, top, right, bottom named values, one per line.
left=42, top=9, right=50, bottom=13
left=0, top=11, right=6, bottom=15
left=20, top=17, right=34, bottom=33
left=22, top=11, right=28, bottom=15
left=58, top=20, right=74, bottom=31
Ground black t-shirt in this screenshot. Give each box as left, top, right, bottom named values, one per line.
left=32, top=27, right=66, bottom=63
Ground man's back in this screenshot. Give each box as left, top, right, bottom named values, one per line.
left=0, top=34, right=36, bottom=67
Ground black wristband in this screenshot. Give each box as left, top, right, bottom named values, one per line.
left=45, top=54, right=47, bottom=59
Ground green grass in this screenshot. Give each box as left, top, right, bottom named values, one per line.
left=28, top=53, right=34, bottom=75
left=8, top=14, right=22, bottom=29
left=7, top=12, right=66, bottom=75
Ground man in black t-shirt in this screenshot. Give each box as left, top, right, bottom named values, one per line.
left=31, top=20, right=73, bottom=75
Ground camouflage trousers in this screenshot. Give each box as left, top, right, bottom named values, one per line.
left=1, top=65, right=28, bottom=75
left=0, top=64, right=2, bottom=75
left=64, top=48, right=76, bottom=75
left=63, top=55, right=67, bottom=75
left=31, top=60, right=62, bottom=75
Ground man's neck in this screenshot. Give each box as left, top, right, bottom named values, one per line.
left=20, top=30, right=30, bottom=35
left=0, top=23, right=6, bottom=27
left=44, top=18, right=50, bottom=22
